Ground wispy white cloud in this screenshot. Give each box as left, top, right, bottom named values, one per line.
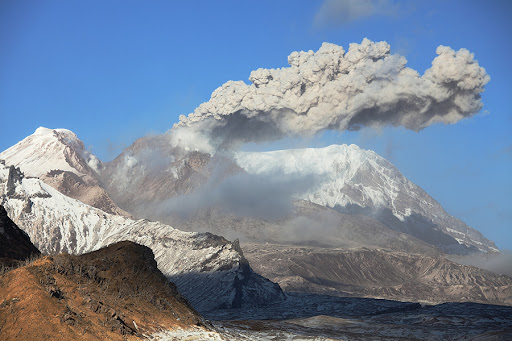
left=313, top=0, right=400, bottom=28
left=450, top=250, right=512, bottom=277
left=502, top=144, right=512, bottom=155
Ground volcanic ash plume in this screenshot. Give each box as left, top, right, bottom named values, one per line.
left=172, top=38, right=489, bottom=152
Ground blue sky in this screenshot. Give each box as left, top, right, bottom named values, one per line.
left=1, top=0, right=511, bottom=248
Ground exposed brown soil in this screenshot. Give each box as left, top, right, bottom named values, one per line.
left=0, top=241, right=206, bottom=340
left=41, top=170, right=130, bottom=216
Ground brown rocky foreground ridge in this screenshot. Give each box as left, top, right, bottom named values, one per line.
left=0, top=241, right=207, bottom=340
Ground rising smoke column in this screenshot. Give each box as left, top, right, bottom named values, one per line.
left=172, top=38, right=489, bottom=152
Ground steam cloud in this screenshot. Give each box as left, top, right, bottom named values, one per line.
left=449, top=250, right=512, bottom=277
left=152, top=169, right=322, bottom=220
left=172, top=38, right=489, bottom=153
left=314, top=0, right=400, bottom=27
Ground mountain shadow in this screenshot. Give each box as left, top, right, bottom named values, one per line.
left=0, top=205, right=41, bottom=269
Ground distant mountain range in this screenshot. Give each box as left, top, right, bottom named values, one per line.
left=2, top=127, right=495, bottom=254
left=243, top=243, right=512, bottom=306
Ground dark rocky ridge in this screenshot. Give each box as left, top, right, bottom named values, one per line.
left=0, top=204, right=40, bottom=267
left=52, top=241, right=199, bottom=316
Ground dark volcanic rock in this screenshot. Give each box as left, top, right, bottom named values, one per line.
left=0, top=205, right=40, bottom=263
left=209, top=294, right=512, bottom=340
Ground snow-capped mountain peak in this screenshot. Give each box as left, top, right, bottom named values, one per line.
left=235, top=144, right=405, bottom=211
left=0, top=127, right=498, bottom=254
left=1, top=127, right=102, bottom=177
left=234, top=144, right=498, bottom=253
left=0, top=128, right=129, bottom=215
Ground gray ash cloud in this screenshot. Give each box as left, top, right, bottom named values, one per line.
left=171, top=38, right=489, bottom=153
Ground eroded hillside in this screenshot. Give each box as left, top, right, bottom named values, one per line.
left=0, top=241, right=208, bottom=340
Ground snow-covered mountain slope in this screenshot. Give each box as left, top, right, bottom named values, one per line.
left=0, top=161, right=284, bottom=312
left=1, top=128, right=497, bottom=254
left=0, top=127, right=126, bottom=215
left=234, top=145, right=498, bottom=254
